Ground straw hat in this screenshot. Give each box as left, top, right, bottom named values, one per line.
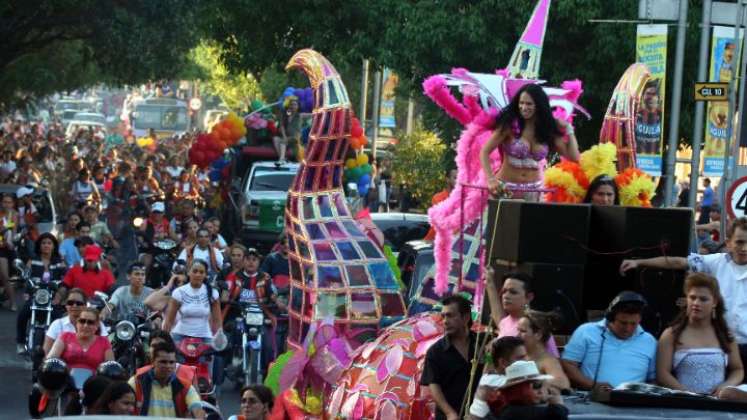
left=498, top=360, right=554, bottom=389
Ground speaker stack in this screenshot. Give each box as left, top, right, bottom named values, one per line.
left=485, top=200, right=693, bottom=336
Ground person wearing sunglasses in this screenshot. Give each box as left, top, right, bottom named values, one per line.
left=228, top=384, right=274, bottom=420
left=43, top=288, right=108, bottom=355
left=46, top=307, right=114, bottom=373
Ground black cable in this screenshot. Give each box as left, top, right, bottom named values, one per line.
left=586, top=327, right=607, bottom=402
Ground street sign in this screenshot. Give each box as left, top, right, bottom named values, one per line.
left=189, top=97, right=202, bottom=111
left=638, top=0, right=680, bottom=21
left=726, top=175, right=747, bottom=219
left=694, top=82, right=729, bottom=101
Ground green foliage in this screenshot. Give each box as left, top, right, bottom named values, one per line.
left=191, top=42, right=261, bottom=111
left=390, top=127, right=448, bottom=205
left=0, top=0, right=201, bottom=104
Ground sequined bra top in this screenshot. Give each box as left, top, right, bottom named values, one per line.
left=501, top=137, right=549, bottom=169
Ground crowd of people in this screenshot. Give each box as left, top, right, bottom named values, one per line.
left=0, top=113, right=294, bottom=419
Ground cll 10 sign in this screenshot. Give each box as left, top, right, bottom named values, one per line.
left=694, top=82, right=729, bottom=101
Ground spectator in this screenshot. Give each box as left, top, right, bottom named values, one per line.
left=260, top=232, right=290, bottom=356
left=229, top=384, right=274, bottom=420
left=129, top=341, right=205, bottom=418
left=561, top=291, right=656, bottom=390
left=518, top=311, right=570, bottom=391
left=699, top=177, right=714, bottom=224
left=621, top=217, right=747, bottom=377
left=421, top=294, right=482, bottom=420
left=88, top=381, right=136, bottom=415
left=484, top=268, right=560, bottom=356
left=494, top=360, right=568, bottom=420
left=469, top=336, right=528, bottom=419
left=656, top=273, right=743, bottom=394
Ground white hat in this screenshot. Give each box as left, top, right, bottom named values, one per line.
left=16, top=186, right=34, bottom=198
left=151, top=202, right=165, bottom=213
left=498, top=360, right=554, bottom=389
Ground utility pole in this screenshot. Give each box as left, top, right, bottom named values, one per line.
left=359, top=59, right=369, bottom=126
left=688, top=0, right=713, bottom=209
left=371, top=70, right=382, bottom=161
left=663, top=0, right=689, bottom=206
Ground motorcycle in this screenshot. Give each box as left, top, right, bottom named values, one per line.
left=227, top=302, right=265, bottom=387
left=111, top=312, right=152, bottom=376
left=148, top=238, right=177, bottom=288
left=18, top=259, right=60, bottom=379
left=176, top=337, right=219, bottom=405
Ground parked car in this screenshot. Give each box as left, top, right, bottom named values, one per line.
left=369, top=212, right=430, bottom=255
left=396, top=240, right=435, bottom=305
left=233, top=161, right=300, bottom=252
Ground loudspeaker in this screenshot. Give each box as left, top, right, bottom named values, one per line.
left=491, top=262, right=585, bottom=334
left=486, top=200, right=591, bottom=266
left=585, top=206, right=691, bottom=335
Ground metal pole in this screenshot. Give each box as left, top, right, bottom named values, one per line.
left=359, top=59, right=369, bottom=126
left=688, top=0, right=713, bottom=210
left=664, top=0, right=689, bottom=207
left=371, top=70, right=382, bottom=160
left=722, top=0, right=746, bottom=236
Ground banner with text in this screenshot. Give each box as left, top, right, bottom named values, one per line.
left=704, top=26, right=742, bottom=176
left=635, top=24, right=667, bottom=176
left=379, top=68, right=398, bottom=132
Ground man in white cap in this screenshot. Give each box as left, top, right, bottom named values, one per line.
left=139, top=202, right=175, bottom=270
left=16, top=186, right=38, bottom=241
left=491, top=360, right=568, bottom=420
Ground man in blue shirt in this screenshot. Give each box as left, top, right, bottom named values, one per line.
left=561, top=291, right=656, bottom=390
left=699, top=177, right=714, bottom=224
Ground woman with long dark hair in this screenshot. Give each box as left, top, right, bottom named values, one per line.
left=16, top=232, right=67, bottom=354
left=583, top=175, right=620, bottom=205
left=656, top=273, right=743, bottom=394
left=88, top=381, right=136, bottom=415
left=480, top=84, right=579, bottom=200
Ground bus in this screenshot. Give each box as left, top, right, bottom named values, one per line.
left=131, top=97, right=190, bottom=139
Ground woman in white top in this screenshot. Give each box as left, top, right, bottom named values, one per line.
left=656, top=272, right=743, bottom=395
left=162, top=259, right=220, bottom=342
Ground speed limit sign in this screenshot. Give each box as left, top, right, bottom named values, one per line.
left=726, top=176, right=747, bottom=219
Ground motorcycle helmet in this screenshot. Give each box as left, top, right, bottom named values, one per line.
left=96, top=361, right=127, bottom=381
left=38, top=358, right=70, bottom=392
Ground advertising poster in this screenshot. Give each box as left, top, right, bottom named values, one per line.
left=635, top=24, right=667, bottom=176
left=704, top=26, right=742, bottom=175
left=379, top=68, right=398, bottom=131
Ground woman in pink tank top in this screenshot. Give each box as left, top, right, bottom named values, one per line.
left=46, top=307, right=113, bottom=371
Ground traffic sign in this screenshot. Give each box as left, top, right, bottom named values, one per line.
left=726, top=176, right=747, bottom=219
left=694, top=82, right=729, bottom=101
left=189, top=97, right=202, bottom=111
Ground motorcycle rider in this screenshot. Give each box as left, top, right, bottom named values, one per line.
left=231, top=249, right=276, bottom=375
left=101, top=262, right=153, bottom=321
left=28, top=358, right=77, bottom=418
left=260, top=232, right=290, bottom=357
left=175, top=227, right=224, bottom=278
left=16, top=232, right=67, bottom=354
left=69, top=168, right=101, bottom=212
left=138, top=202, right=176, bottom=270
left=16, top=186, right=40, bottom=251
left=58, top=244, right=115, bottom=299
left=43, top=288, right=107, bottom=355
left=82, top=205, right=119, bottom=250
left=204, top=217, right=227, bottom=252
left=45, top=306, right=114, bottom=370
left=59, top=221, right=88, bottom=267
left=0, top=192, right=18, bottom=310
left=128, top=340, right=205, bottom=418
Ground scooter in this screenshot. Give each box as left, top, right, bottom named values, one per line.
left=177, top=337, right=219, bottom=406
left=238, top=303, right=264, bottom=387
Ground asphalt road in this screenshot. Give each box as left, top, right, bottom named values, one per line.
left=0, top=293, right=240, bottom=418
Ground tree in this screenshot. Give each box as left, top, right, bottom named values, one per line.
left=191, top=42, right=261, bottom=111
left=390, top=126, right=449, bottom=208
left=0, top=0, right=201, bottom=102
left=203, top=0, right=701, bottom=153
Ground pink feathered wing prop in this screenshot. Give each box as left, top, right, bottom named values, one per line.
left=424, top=70, right=586, bottom=295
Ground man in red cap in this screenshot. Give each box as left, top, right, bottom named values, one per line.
left=59, top=244, right=115, bottom=299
